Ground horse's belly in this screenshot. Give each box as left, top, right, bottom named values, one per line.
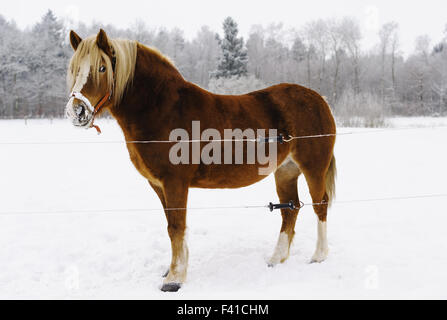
left=190, top=164, right=275, bottom=188
left=126, top=144, right=289, bottom=189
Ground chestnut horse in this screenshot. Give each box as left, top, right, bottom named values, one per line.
left=65, top=29, right=336, bottom=292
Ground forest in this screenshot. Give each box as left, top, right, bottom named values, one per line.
left=1, top=10, right=446, bottom=126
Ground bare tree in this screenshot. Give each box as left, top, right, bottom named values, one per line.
left=390, top=28, right=399, bottom=92
left=414, top=35, right=433, bottom=112
left=327, top=19, right=346, bottom=104
left=303, top=20, right=329, bottom=92
left=246, top=25, right=266, bottom=79
left=378, top=22, right=399, bottom=103
left=191, top=26, right=220, bottom=87
left=340, top=17, right=362, bottom=95
left=130, top=19, right=155, bottom=44
left=291, top=35, right=311, bottom=86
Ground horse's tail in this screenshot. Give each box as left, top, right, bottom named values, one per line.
left=325, top=155, right=337, bottom=207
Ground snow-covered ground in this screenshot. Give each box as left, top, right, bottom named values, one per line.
left=1, top=117, right=447, bottom=299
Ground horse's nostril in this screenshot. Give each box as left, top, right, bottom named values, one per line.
left=75, top=104, right=86, bottom=117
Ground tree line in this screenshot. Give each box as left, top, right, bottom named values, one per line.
left=0, top=10, right=446, bottom=123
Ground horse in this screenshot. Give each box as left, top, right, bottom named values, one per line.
left=65, top=29, right=337, bottom=292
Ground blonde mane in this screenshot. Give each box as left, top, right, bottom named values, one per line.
left=67, top=36, right=137, bottom=107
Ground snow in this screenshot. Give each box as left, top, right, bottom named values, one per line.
left=1, top=117, right=447, bottom=299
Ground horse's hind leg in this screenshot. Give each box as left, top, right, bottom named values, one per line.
left=306, top=174, right=330, bottom=263
left=268, top=157, right=302, bottom=266
left=294, top=154, right=334, bottom=263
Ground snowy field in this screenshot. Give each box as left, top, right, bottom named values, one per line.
left=1, top=117, right=447, bottom=299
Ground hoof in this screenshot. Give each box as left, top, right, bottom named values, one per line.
left=267, top=256, right=286, bottom=267
left=311, top=250, right=328, bottom=263
left=267, top=260, right=279, bottom=267
left=161, top=282, right=182, bottom=292
left=162, top=269, right=169, bottom=278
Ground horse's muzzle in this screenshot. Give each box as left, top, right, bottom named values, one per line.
left=71, top=102, right=93, bottom=128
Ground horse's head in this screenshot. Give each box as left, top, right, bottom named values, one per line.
left=65, top=29, right=115, bottom=129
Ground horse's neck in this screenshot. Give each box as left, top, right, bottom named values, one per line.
left=136, top=44, right=184, bottom=84
left=110, top=44, right=186, bottom=139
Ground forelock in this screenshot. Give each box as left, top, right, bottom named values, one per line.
left=67, top=35, right=137, bottom=106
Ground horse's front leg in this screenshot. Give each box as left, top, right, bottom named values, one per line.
left=159, top=180, right=189, bottom=292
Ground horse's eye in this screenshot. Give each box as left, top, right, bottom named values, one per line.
left=99, top=66, right=106, bottom=73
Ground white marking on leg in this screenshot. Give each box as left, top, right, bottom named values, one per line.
left=269, top=231, right=290, bottom=265
left=311, top=220, right=329, bottom=263
left=164, top=235, right=189, bottom=284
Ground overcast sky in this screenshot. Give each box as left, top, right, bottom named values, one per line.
left=1, top=0, right=446, bottom=55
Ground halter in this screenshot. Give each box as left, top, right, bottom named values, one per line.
left=69, top=56, right=116, bottom=135
left=69, top=90, right=112, bottom=134
left=70, top=89, right=113, bottom=134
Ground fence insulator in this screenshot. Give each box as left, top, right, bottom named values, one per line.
left=268, top=200, right=297, bottom=212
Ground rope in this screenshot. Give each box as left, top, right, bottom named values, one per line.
left=1, top=193, right=447, bottom=216
left=1, top=125, right=446, bottom=145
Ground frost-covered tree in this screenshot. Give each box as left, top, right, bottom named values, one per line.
left=188, top=26, right=220, bottom=88
left=246, top=24, right=294, bottom=86
left=378, top=22, right=399, bottom=103
left=431, top=34, right=447, bottom=115
left=131, top=19, right=155, bottom=44
left=340, top=17, right=362, bottom=95
left=208, top=75, right=265, bottom=94
left=404, top=36, right=433, bottom=113
left=0, top=15, right=29, bottom=117
left=33, top=10, right=64, bottom=45
left=246, top=25, right=265, bottom=79
left=214, top=17, right=248, bottom=78
left=1, top=12, right=447, bottom=119
left=291, top=37, right=306, bottom=63
left=302, top=19, right=329, bottom=92
left=262, top=23, right=292, bottom=84
left=28, top=10, right=68, bottom=117
left=327, top=18, right=346, bottom=104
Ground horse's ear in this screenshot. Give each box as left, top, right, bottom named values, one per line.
left=96, top=29, right=111, bottom=53
left=70, top=30, right=82, bottom=51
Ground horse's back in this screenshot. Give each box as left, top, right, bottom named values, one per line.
left=241, top=83, right=336, bottom=136
left=246, top=83, right=336, bottom=170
